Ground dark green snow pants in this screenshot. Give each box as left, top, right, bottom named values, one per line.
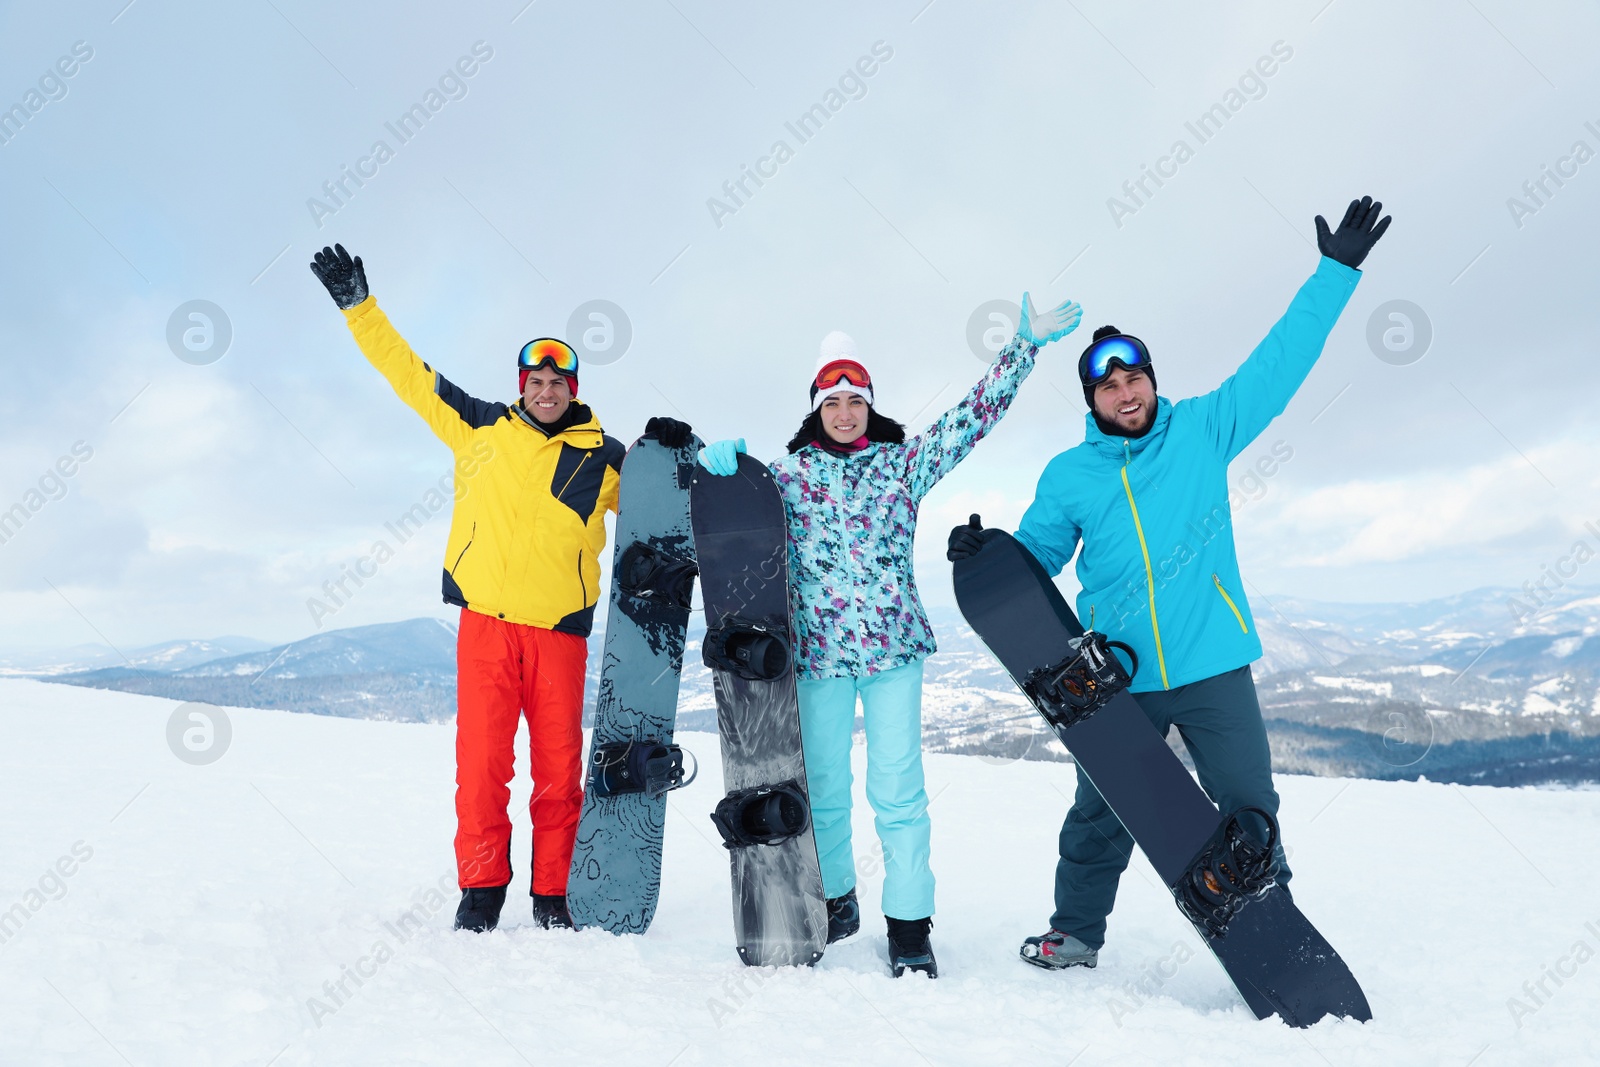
left=1049, top=665, right=1289, bottom=949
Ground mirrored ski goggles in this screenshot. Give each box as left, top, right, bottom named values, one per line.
left=1078, top=335, right=1152, bottom=387
left=814, top=359, right=873, bottom=391
left=518, top=337, right=580, bottom=374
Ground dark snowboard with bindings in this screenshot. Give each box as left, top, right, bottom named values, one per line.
left=567, top=434, right=702, bottom=934
left=953, top=522, right=1370, bottom=1027
left=690, top=454, right=827, bottom=967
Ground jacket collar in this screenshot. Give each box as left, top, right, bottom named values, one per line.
left=1083, top=395, right=1171, bottom=460
left=513, top=400, right=604, bottom=445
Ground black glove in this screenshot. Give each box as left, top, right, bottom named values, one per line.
left=644, top=416, right=693, bottom=449
left=947, top=514, right=986, bottom=562
left=1314, top=196, right=1391, bottom=270
left=309, top=243, right=370, bottom=310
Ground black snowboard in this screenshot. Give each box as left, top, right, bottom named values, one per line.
left=690, top=454, right=827, bottom=967
left=568, top=434, right=701, bottom=934
left=954, top=529, right=1370, bottom=1027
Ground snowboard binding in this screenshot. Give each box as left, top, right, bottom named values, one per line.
left=702, top=618, right=791, bottom=681
left=1173, top=806, right=1281, bottom=939
left=587, top=740, right=698, bottom=798
left=1023, top=631, right=1139, bottom=729
left=617, top=542, right=699, bottom=610
left=709, top=781, right=811, bottom=849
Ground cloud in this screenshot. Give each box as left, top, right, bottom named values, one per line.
left=1244, top=433, right=1600, bottom=568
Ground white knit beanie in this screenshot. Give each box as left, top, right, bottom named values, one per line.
left=811, top=331, right=874, bottom=411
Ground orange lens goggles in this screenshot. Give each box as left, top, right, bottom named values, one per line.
left=814, top=359, right=872, bottom=391
left=518, top=338, right=579, bottom=374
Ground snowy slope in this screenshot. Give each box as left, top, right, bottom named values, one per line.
left=1, top=680, right=1597, bottom=1066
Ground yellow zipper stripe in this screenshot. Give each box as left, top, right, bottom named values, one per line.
left=555, top=451, right=592, bottom=500
left=1213, top=574, right=1248, bottom=633
left=1120, top=464, right=1169, bottom=689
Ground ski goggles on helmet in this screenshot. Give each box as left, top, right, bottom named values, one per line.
left=814, top=359, right=872, bottom=392
left=1078, top=334, right=1152, bottom=387
left=518, top=337, right=580, bottom=376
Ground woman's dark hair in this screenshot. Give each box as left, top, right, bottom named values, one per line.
left=786, top=406, right=907, bottom=454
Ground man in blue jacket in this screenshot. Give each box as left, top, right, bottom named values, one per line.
left=950, top=197, right=1390, bottom=970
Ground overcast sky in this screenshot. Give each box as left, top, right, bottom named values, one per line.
left=1, top=0, right=1597, bottom=651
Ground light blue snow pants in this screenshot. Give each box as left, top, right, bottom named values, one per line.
left=796, top=658, right=935, bottom=921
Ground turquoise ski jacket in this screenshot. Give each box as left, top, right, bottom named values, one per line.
left=1015, top=256, right=1361, bottom=691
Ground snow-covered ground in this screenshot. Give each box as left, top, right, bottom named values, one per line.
left=2, top=679, right=1597, bottom=1066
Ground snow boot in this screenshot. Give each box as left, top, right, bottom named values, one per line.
left=1020, top=928, right=1098, bottom=970
left=454, top=885, right=507, bottom=933
left=531, top=892, right=573, bottom=930
left=826, top=889, right=860, bottom=945
left=886, top=916, right=937, bottom=978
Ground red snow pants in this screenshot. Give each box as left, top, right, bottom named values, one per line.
left=454, top=608, right=587, bottom=895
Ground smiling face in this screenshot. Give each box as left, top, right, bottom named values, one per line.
left=1092, top=366, right=1157, bottom=435
left=522, top=368, right=573, bottom=424
left=819, top=392, right=869, bottom=444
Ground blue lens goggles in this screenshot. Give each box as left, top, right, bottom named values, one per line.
left=1078, top=334, right=1152, bottom=387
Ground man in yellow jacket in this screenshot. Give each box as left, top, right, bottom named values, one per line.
left=310, top=244, right=692, bottom=932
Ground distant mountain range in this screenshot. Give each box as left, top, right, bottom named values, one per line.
left=31, top=620, right=459, bottom=722
left=21, top=585, right=1600, bottom=786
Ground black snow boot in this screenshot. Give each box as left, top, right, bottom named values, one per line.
left=886, top=916, right=937, bottom=978
left=826, top=889, right=860, bottom=945
left=454, top=885, right=508, bottom=933
left=532, top=892, right=573, bottom=930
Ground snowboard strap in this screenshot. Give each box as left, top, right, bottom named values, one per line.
left=709, top=780, right=811, bottom=849
left=702, top=618, right=791, bottom=681
left=616, top=542, right=699, bottom=610
left=1173, top=806, right=1281, bottom=939
left=1023, top=632, right=1139, bottom=729
left=587, top=740, right=698, bottom=798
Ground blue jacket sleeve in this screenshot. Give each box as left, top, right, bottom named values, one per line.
left=1015, top=454, right=1082, bottom=578
left=1191, top=256, right=1361, bottom=461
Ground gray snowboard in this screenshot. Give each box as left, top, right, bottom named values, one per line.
left=567, top=434, right=700, bottom=934
left=690, top=454, right=827, bottom=967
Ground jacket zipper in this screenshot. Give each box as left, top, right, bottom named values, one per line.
left=577, top=548, right=587, bottom=604
left=837, top=467, right=855, bottom=644
left=555, top=450, right=592, bottom=502
left=1213, top=574, right=1248, bottom=633
left=1120, top=442, right=1170, bottom=689
left=450, top=522, right=476, bottom=574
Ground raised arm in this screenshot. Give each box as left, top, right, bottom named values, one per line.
left=900, top=293, right=1082, bottom=500
left=1191, top=197, right=1389, bottom=460
left=311, top=244, right=490, bottom=453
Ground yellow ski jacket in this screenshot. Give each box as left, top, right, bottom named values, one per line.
left=342, top=297, right=623, bottom=635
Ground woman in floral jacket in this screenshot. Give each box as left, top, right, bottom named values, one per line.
left=697, top=294, right=1081, bottom=976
